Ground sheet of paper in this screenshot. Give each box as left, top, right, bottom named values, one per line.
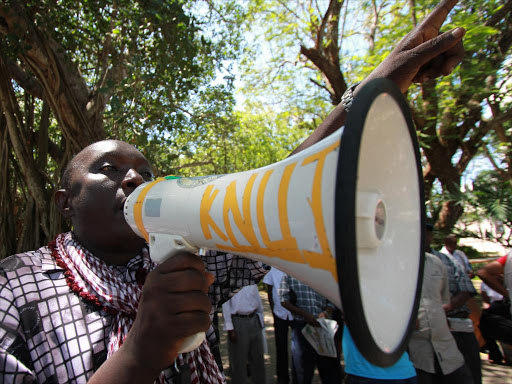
left=301, top=318, right=338, bottom=358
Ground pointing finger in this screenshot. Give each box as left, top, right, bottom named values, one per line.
left=418, top=0, right=459, bottom=32
left=410, top=28, right=465, bottom=70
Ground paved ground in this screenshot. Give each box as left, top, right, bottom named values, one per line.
left=218, top=291, right=512, bottom=384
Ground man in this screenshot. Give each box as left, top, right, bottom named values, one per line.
left=0, top=140, right=267, bottom=383
left=426, top=225, right=482, bottom=384
left=263, top=267, right=294, bottom=384
left=408, top=252, right=473, bottom=383
left=477, top=252, right=512, bottom=365
left=441, top=235, right=474, bottom=278
left=279, top=274, right=341, bottom=384
left=0, top=1, right=466, bottom=382
left=222, top=284, right=266, bottom=384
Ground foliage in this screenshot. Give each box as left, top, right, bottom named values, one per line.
left=240, top=0, right=512, bottom=236
left=456, top=170, right=512, bottom=247
left=0, top=0, right=246, bottom=256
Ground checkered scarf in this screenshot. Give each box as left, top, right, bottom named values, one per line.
left=50, top=232, right=224, bottom=384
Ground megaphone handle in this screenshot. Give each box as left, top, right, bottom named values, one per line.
left=179, top=331, right=206, bottom=353
left=177, top=247, right=209, bottom=353
left=148, top=234, right=208, bottom=353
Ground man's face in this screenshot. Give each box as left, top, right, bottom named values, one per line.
left=62, top=140, right=154, bottom=263
left=445, top=237, right=457, bottom=254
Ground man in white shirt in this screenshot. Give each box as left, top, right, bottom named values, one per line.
left=263, top=267, right=295, bottom=384
left=222, top=284, right=266, bottom=384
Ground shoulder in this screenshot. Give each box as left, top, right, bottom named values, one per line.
left=0, top=246, right=58, bottom=289
left=0, top=247, right=50, bottom=273
left=426, top=252, right=445, bottom=268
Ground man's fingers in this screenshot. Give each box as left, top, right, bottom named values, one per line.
left=151, top=269, right=211, bottom=293
left=164, top=292, right=212, bottom=315
left=411, top=28, right=465, bottom=70
left=418, top=0, right=459, bottom=32
left=156, top=251, right=206, bottom=274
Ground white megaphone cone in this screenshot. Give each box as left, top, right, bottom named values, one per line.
left=124, top=78, right=425, bottom=367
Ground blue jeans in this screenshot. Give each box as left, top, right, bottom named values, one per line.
left=290, top=320, right=341, bottom=384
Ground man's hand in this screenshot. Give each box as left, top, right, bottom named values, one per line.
left=228, top=330, right=237, bottom=343
left=362, top=0, right=465, bottom=93
left=291, top=0, right=465, bottom=156
left=122, top=252, right=214, bottom=376
left=304, top=312, right=320, bottom=327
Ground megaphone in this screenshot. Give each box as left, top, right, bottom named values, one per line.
left=124, top=78, right=425, bottom=367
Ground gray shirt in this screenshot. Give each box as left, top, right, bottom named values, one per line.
left=408, top=253, right=465, bottom=375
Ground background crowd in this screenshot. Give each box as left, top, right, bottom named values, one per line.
left=219, top=228, right=512, bottom=384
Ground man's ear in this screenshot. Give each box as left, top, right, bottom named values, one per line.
left=54, top=189, right=74, bottom=219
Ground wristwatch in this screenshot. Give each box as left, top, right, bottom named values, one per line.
left=341, top=82, right=361, bottom=113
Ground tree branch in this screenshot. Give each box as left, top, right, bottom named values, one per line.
left=6, top=60, right=44, bottom=99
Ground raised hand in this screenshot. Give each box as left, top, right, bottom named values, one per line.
left=291, top=0, right=466, bottom=155
left=362, top=0, right=465, bottom=93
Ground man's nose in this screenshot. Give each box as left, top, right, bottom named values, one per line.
left=121, top=169, right=144, bottom=195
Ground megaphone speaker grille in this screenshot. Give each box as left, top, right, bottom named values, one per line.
left=336, top=78, right=426, bottom=366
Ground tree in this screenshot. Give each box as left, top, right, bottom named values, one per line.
left=455, top=170, right=512, bottom=248
left=0, top=0, right=243, bottom=257
left=241, top=0, right=512, bottom=234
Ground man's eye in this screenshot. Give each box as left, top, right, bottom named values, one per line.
left=141, top=171, right=154, bottom=180
left=100, top=165, right=117, bottom=172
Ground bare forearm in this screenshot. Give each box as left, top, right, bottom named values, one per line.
left=478, top=270, right=509, bottom=299
left=289, top=103, right=347, bottom=156
left=266, top=285, right=274, bottom=310
left=88, top=344, right=165, bottom=384
left=282, top=300, right=307, bottom=319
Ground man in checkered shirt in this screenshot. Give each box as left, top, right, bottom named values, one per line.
left=0, top=140, right=268, bottom=384
left=279, top=274, right=341, bottom=384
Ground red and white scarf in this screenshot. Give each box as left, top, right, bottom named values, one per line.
left=50, top=232, right=224, bottom=384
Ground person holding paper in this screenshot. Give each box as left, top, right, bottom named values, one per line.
left=279, top=274, right=342, bottom=384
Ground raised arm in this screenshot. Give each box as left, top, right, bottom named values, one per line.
left=291, top=0, right=464, bottom=155
left=477, top=260, right=509, bottom=299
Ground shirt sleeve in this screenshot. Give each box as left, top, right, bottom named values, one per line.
left=221, top=299, right=234, bottom=331
left=440, top=261, right=451, bottom=305
left=0, top=274, right=36, bottom=382
left=203, top=251, right=268, bottom=308
left=457, top=250, right=473, bottom=272
left=497, top=255, right=508, bottom=266
left=278, top=274, right=290, bottom=303
left=440, top=252, right=476, bottom=296
left=453, top=261, right=476, bottom=296
left=256, top=290, right=265, bottom=328
left=262, top=269, right=273, bottom=286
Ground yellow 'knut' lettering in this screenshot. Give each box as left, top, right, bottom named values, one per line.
left=200, top=185, right=228, bottom=241
left=222, top=174, right=260, bottom=248
left=300, top=141, right=340, bottom=277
